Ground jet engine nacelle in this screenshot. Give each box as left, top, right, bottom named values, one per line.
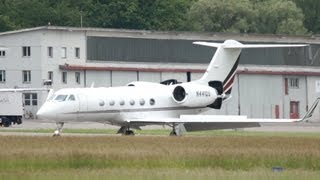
left=172, top=83, right=218, bottom=107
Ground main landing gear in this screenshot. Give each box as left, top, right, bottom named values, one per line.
left=117, top=126, right=135, bottom=136
left=53, top=122, right=64, bottom=137
left=169, top=123, right=178, bottom=136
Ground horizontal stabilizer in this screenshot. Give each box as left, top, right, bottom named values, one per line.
left=193, top=41, right=307, bottom=49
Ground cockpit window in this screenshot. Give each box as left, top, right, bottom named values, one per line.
left=54, top=95, right=68, bottom=101
left=68, top=95, right=75, bottom=101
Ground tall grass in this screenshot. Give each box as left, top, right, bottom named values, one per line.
left=0, top=135, right=319, bottom=172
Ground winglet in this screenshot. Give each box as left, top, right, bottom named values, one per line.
left=302, top=97, right=320, bottom=122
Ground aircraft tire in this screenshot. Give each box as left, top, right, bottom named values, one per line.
left=123, top=130, right=134, bottom=136
left=169, top=131, right=177, bottom=136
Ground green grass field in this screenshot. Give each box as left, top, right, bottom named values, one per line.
left=0, top=130, right=320, bottom=179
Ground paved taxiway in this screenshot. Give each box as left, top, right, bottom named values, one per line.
left=1, top=118, right=320, bottom=136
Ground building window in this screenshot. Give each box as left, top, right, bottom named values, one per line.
left=61, top=47, right=67, bottom=58
left=48, top=47, right=53, bottom=58
left=22, top=46, right=31, bottom=57
left=75, top=47, right=80, bottom=59
left=48, top=71, right=53, bottom=83
left=0, top=50, right=6, bottom=57
left=24, top=93, right=38, bottom=106
left=22, top=70, right=31, bottom=83
left=289, top=78, right=299, bottom=88
left=75, top=72, right=80, bottom=84
left=284, top=78, right=288, bottom=95
left=62, top=72, right=67, bottom=84
left=0, top=70, right=5, bottom=82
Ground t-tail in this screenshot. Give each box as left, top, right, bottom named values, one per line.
left=193, top=40, right=307, bottom=109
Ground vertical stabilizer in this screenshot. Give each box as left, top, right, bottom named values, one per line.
left=193, top=40, right=306, bottom=98
left=193, top=40, right=242, bottom=95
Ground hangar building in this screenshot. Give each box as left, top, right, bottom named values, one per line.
left=0, top=26, right=320, bottom=119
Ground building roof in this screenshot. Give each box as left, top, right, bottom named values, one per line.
left=0, top=26, right=320, bottom=44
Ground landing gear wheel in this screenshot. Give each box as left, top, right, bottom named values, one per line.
left=53, top=122, right=64, bottom=137
left=118, top=126, right=135, bottom=136
left=170, top=130, right=177, bottom=136
left=52, top=130, right=61, bottom=137
left=169, top=123, right=178, bottom=136
left=124, top=130, right=135, bottom=136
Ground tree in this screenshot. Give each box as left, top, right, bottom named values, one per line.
left=0, top=15, right=16, bottom=32
left=138, top=0, right=195, bottom=31
left=187, top=0, right=256, bottom=33
left=293, top=0, right=320, bottom=34
left=85, top=0, right=194, bottom=31
left=187, top=0, right=307, bottom=35
left=255, top=0, right=307, bottom=35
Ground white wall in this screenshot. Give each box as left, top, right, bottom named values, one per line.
left=112, top=71, right=138, bottom=87
left=86, top=71, right=111, bottom=87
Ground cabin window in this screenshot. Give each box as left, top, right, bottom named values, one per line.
left=149, top=98, right=155, bottom=105
left=139, top=99, right=145, bottom=106
left=54, top=95, right=68, bottom=101
left=130, top=100, right=135, bottom=106
left=68, top=95, right=75, bottom=101
left=109, top=100, right=115, bottom=106
left=120, top=100, right=125, bottom=106
left=99, top=100, right=105, bottom=106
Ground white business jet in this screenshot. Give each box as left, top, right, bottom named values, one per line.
left=37, top=40, right=308, bottom=136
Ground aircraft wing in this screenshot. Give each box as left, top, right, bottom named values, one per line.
left=126, top=115, right=301, bottom=123
left=126, top=115, right=300, bottom=132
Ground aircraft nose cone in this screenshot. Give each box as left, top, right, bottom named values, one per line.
left=37, top=104, right=56, bottom=120
left=36, top=108, right=45, bottom=119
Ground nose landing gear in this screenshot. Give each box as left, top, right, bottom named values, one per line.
left=53, top=122, right=64, bottom=137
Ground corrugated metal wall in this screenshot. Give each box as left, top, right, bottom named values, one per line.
left=87, top=36, right=318, bottom=66
left=87, top=37, right=213, bottom=63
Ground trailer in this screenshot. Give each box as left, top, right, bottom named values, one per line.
left=0, top=92, right=23, bottom=127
